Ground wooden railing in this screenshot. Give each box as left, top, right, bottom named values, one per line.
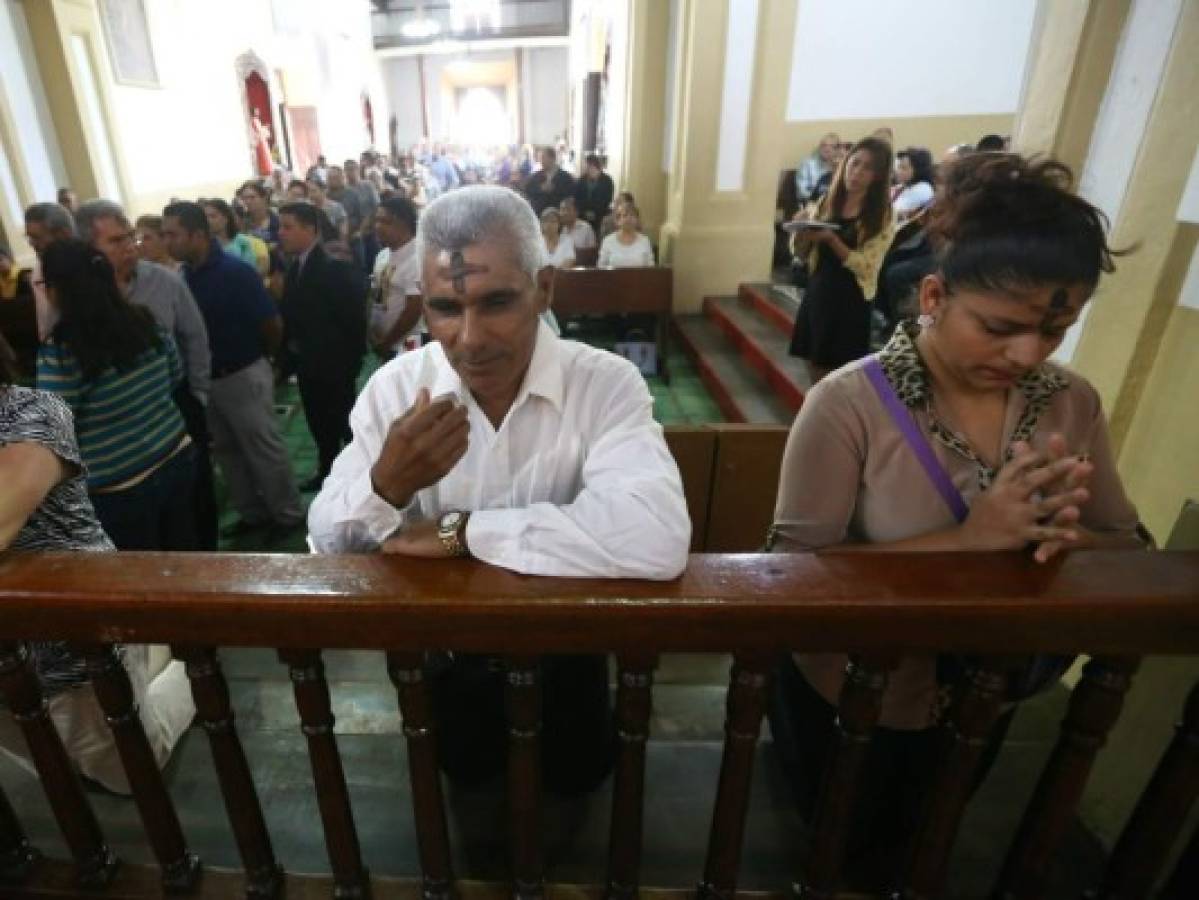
left=0, top=549, right=1197, bottom=899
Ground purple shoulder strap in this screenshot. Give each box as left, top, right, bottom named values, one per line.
left=863, top=357, right=969, bottom=524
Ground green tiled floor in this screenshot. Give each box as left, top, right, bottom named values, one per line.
left=217, top=337, right=723, bottom=552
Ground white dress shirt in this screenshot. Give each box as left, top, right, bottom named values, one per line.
left=308, top=320, right=691, bottom=580
left=565, top=219, right=597, bottom=249
left=598, top=233, right=654, bottom=268
left=544, top=233, right=576, bottom=268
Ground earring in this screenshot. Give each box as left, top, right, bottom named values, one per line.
left=917, top=313, right=935, bottom=328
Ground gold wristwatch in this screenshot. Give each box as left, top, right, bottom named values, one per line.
left=437, top=510, right=470, bottom=557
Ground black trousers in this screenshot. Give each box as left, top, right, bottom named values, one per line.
left=174, top=384, right=218, bottom=550
left=768, top=655, right=1014, bottom=889
left=297, top=366, right=358, bottom=477
left=431, top=654, right=616, bottom=796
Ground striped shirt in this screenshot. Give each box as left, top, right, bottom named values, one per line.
left=36, top=331, right=186, bottom=490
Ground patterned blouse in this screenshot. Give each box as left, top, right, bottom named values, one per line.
left=1, top=386, right=113, bottom=696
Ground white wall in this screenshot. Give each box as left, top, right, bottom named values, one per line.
left=786, top=0, right=1038, bottom=121
left=0, top=0, right=68, bottom=203
left=98, top=0, right=384, bottom=211
left=382, top=45, right=567, bottom=148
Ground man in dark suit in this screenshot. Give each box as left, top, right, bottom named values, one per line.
left=277, top=202, right=367, bottom=491
left=523, top=147, right=575, bottom=217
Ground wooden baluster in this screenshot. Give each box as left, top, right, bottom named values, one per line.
left=505, top=655, right=544, bottom=900
left=898, top=658, right=1010, bottom=899
left=174, top=645, right=283, bottom=899
left=697, top=653, right=771, bottom=900
left=993, top=656, right=1139, bottom=900
left=1090, top=679, right=1199, bottom=899
left=277, top=649, right=370, bottom=899
left=794, top=654, right=894, bottom=900
left=0, top=642, right=118, bottom=888
left=0, top=780, right=40, bottom=883
left=385, top=652, right=454, bottom=900
left=1160, top=819, right=1199, bottom=899
left=606, top=653, right=657, bottom=900
left=81, top=644, right=201, bottom=893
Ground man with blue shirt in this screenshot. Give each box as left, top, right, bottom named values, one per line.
left=162, top=202, right=303, bottom=537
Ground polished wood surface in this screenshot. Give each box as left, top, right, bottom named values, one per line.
left=1092, top=678, right=1199, bottom=898
left=662, top=428, right=716, bottom=552
left=605, top=653, right=656, bottom=900
left=1, top=551, right=1195, bottom=654
left=794, top=655, right=893, bottom=899
left=698, top=654, right=771, bottom=900
left=505, top=655, right=544, bottom=900
left=703, top=425, right=789, bottom=553
left=995, top=656, right=1140, bottom=899
left=549, top=267, right=672, bottom=317
left=174, top=646, right=283, bottom=899
left=0, top=643, right=118, bottom=889
left=80, top=645, right=200, bottom=893
left=386, top=652, right=454, bottom=900
left=277, top=649, right=370, bottom=898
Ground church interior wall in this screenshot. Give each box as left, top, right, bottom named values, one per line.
left=382, top=45, right=568, bottom=150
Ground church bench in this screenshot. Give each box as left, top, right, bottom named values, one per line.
left=550, top=267, right=672, bottom=382
left=0, top=550, right=1196, bottom=899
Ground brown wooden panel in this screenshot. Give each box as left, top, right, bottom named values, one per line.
left=699, top=654, right=771, bottom=900
left=0, top=552, right=1197, bottom=656
left=663, top=427, right=716, bottom=552
left=574, top=248, right=599, bottom=268
left=995, top=656, right=1141, bottom=898
left=549, top=267, right=672, bottom=317
left=704, top=426, right=789, bottom=553
left=607, top=653, right=657, bottom=900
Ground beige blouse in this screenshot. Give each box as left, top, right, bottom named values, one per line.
left=769, top=323, right=1142, bottom=729
left=791, top=201, right=895, bottom=301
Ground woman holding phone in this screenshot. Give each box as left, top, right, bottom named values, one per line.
left=788, top=136, right=895, bottom=384
left=768, top=152, right=1146, bottom=887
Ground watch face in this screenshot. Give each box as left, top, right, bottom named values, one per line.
left=441, top=511, right=463, bottom=530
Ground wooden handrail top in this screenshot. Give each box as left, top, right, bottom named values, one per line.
left=0, top=550, right=1195, bottom=654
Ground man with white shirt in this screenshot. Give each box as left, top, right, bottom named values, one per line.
left=558, top=196, right=596, bottom=250
left=369, top=197, right=423, bottom=357
left=309, top=185, right=690, bottom=793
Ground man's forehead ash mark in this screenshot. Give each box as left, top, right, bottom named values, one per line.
left=438, top=249, right=490, bottom=294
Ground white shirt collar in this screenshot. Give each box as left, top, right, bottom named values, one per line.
left=429, top=318, right=563, bottom=415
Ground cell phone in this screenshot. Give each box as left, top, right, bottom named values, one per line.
left=783, top=220, right=841, bottom=234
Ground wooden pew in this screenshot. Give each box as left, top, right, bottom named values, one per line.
left=574, top=247, right=599, bottom=268
left=551, top=266, right=672, bottom=381
left=0, top=550, right=1196, bottom=899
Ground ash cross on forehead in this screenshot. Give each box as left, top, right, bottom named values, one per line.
left=1041, top=286, right=1070, bottom=329
left=438, top=250, right=490, bottom=294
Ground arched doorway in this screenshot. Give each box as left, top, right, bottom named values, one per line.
left=235, top=51, right=280, bottom=176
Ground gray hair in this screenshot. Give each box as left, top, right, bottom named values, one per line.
left=417, top=185, right=547, bottom=280
left=23, top=202, right=76, bottom=236
left=74, top=199, right=129, bottom=245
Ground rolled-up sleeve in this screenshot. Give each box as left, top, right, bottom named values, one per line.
left=307, top=372, right=419, bottom=552
left=466, top=365, right=690, bottom=580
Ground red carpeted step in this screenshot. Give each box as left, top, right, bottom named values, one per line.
left=737, top=282, right=799, bottom=338
left=671, top=316, right=793, bottom=425
left=702, top=296, right=809, bottom=414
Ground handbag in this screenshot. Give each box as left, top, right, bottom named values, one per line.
left=862, top=357, right=1072, bottom=701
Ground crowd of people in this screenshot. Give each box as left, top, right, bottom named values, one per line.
left=786, top=129, right=1014, bottom=386
left=0, top=126, right=1149, bottom=887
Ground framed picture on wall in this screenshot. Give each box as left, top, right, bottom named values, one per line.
left=98, top=0, right=160, bottom=88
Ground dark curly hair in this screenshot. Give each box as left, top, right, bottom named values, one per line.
left=928, top=153, right=1122, bottom=296
left=41, top=239, right=160, bottom=382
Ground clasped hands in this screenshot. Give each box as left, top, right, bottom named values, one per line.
left=370, top=388, right=469, bottom=558
left=961, top=433, right=1094, bottom=564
